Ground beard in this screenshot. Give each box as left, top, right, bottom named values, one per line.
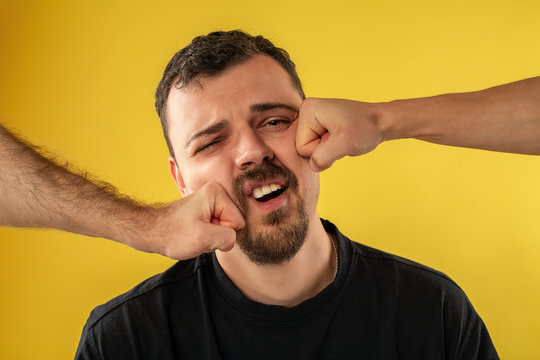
left=232, top=162, right=309, bottom=266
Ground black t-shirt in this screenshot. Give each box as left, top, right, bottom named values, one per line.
left=75, top=219, right=499, bottom=359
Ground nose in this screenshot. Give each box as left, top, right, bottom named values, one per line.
left=234, top=127, right=274, bottom=170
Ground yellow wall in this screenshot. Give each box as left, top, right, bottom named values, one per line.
left=1, top=0, right=539, bottom=358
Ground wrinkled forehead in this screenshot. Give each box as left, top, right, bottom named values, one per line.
left=165, top=55, right=303, bottom=156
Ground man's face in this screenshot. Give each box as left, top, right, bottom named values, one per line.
left=166, top=55, right=319, bottom=265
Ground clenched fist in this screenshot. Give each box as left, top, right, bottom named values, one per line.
left=143, top=182, right=245, bottom=260
left=295, top=98, right=385, bottom=172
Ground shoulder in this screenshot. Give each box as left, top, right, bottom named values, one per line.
left=347, top=239, right=479, bottom=317
left=75, top=255, right=214, bottom=358
left=83, top=255, right=209, bottom=330
left=352, top=240, right=461, bottom=289
left=326, top=220, right=499, bottom=357
left=322, top=218, right=466, bottom=299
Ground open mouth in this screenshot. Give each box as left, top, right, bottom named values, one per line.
left=252, top=183, right=287, bottom=202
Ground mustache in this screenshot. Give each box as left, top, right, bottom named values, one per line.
left=232, top=162, right=298, bottom=213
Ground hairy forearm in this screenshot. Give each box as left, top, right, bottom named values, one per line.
left=0, top=124, right=161, bottom=250
left=0, top=124, right=243, bottom=260
left=379, top=76, right=540, bottom=154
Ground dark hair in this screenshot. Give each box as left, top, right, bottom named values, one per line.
left=154, top=30, right=305, bottom=158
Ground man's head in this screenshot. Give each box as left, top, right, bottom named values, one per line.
left=155, top=31, right=318, bottom=265
left=155, top=30, right=305, bottom=159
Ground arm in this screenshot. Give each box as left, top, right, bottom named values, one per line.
left=0, top=124, right=244, bottom=259
left=296, top=76, right=540, bottom=171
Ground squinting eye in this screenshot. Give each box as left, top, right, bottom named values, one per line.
left=195, top=139, right=220, bottom=154
left=265, top=119, right=291, bottom=128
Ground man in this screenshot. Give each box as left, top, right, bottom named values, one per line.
left=1, top=46, right=538, bottom=263
left=75, top=31, right=500, bottom=359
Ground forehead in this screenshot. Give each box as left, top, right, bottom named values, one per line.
left=165, top=55, right=302, bottom=153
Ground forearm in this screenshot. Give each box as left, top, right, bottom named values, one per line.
left=0, top=124, right=159, bottom=248
left=379, top=76, right=540, bottom=154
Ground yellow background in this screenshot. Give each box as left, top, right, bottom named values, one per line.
left=1, top=0, right=539, bottom=358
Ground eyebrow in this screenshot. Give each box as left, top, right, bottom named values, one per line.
left=250, top=102, right=298, bottom=113
left=185, top=119, right=229, bottom=150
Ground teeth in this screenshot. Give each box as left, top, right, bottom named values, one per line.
left=252, top=183, right=283, bottom=199
left=253, top=187, right=264, bottom=199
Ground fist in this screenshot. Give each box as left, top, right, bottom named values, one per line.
left=150, top=182, right=245, bottom=260
left=295, top=98, right=384, bottom=172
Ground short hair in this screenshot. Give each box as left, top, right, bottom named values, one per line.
left=154, top=30, right=305, bottom=158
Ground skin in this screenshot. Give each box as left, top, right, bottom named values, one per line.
left=2, top=53, right=536, bottom=266
left=296, top=77, right=540, bottom=172
left=166, top=55, right=337, bottom=307
left=0, top=122, right=246, bottom=260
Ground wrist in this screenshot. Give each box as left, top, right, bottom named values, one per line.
left=372, top=100, right=406, bottom=142
left=374, top=98, right=435, bottom=142
left=112, top=203, right=166, bottom=254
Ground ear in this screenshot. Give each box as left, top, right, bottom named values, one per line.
left=169, top=157, right=189, bottom=197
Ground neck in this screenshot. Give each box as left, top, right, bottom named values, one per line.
left=216, top=214, right=336, bottom=307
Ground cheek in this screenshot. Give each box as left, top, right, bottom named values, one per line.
left=183, top=158, right=235, bottom=194
left=272, top=130, right=319, bottom=195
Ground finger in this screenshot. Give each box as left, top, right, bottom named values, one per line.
left=209, top=185, right=246, bottom=230
left=217, top=236, right=235, bottom=252
left=310, top=132, right=350, bottom=172
left=296, top=124, right=325, bottom=157
left=199, top=223, right=236, bottom=253
left=296, top=103, right=328, bottom=157
left=296, top=137, right=320, bottom=159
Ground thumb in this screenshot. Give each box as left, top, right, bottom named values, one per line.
left=199, top=222, right=237, bottom=253
left=211, top=188, right=245, bottom=231
left=310, top=132, right=350, bottom=172
left=200, top=182, right=245, bottom=231
left=296, top=102, right=328, bottom=158
left=296, top=136, right=321, bottom=159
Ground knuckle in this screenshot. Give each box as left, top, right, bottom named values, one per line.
left=300, top=97, right=315, bottom=112
left=237, top=217, right=246, bottom=229
left=313, top=152, right=334, bottom=171
left=311, top=155, right=325, bottom=169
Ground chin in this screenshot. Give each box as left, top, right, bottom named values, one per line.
left=236, top=198, right=309, bottom=266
